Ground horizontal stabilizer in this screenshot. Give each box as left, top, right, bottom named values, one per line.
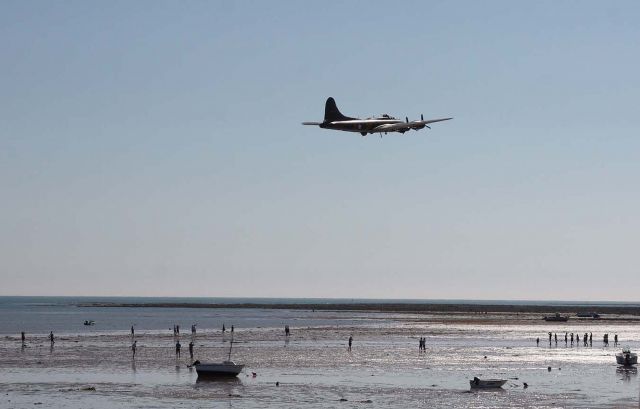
left=302, top=121, right=322, bottom=125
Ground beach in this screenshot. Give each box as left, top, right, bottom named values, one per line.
left=1, top=297, right=639, bottom=408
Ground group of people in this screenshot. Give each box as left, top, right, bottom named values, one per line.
left=536, top=331, right=619, bottom=347
left=418, top=337, right=427, bottom=351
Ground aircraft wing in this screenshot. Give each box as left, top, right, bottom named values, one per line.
left=415, top=117, right=453, bottom=126
left=373, top=117, right=453, bottom=133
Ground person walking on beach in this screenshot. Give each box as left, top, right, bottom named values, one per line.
left=614, top=334, right=618, bottom=346
left=176, top=325, right=180, bottom=335
left=554, top=333, right=557, bottom=345
left=131, top=325, right=135, bottom=338
left=570, top=333, right=574, bottom=345
left=132, top=340, right=137, bottom=358
left=285, top=325, right=290, bottom=337
left=189, top=341, right=194, bottom=360
left=231, top=325, right=234, bottom=333
left=175, top=341, right=181, bottom=358
left=548, top=332, right=552, bottom=344
left=564, top=333, right=568, bottom=345
left=589, top=332, right=592, bottom=346
left=348, top=335, right=353, bottom=351
left=222, top=324, right=226, bottom=333
left=584, top=333, right=588, bottom=347
left=49, top=331, right=54, bottom=345
left=536, top=337, right=539, bottom=347
left=191, top=324, right=196, bottom=335
left=21, top=331, right=26, bottom=346
left=576, top=333, right=580, bottom=346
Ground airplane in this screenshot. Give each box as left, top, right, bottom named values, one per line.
left=302, top=97, right=452, bottom=137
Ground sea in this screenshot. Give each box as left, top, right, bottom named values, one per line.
left=1, top=296, right=639, bottom=408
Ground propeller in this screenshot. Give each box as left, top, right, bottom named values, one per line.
left=421, top=114, right=424, bottom=121
left=405, top=116, right=409, bottom=123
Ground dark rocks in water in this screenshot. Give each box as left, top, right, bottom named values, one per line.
left=339, top=398, right=348, bottom=402
left=275, top=382, right=279, bottom=386
left=547, top=367, right=552, bottom=372
left=81, top=386, right=96, bottom=391
left=523, top=382, right=528, bottom=388
left=228, top=393, right=241, bottom=398
left=359, top=399, right=373, bottom=403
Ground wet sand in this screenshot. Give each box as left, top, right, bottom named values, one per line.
left=2, top=309, right=640, bottom=408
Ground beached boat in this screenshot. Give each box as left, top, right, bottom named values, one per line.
left=194, top=361, right=244, bottom=377
left=576, top=312, right=600, bottom=319
left=616, top=348, right=638, bottom=366
left=469, top=377, right=507, bottom=389
left=194, top=333, right=244, bottom=378
left=543, top=313, right=569, bottom=322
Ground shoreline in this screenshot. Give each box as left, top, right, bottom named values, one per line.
left=77, top=301, right=640, bottom=316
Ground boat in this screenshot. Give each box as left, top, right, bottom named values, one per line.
left=83, top=320, right=95, bottom=326
left=194, top=333, right=244, bottom=378
left=194, top=361, right=244, bottom=377
left=469, top=377, right=507, bottom=389
left=543, top=313, right=569, bottom=322
left=616, top=348, right=638, bottom=366
left=576, top=312, right=600, bottom=319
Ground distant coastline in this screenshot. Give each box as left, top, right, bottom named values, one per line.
left=77, top=301, right=640, bottom=316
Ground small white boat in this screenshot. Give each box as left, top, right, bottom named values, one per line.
left=194, top=360, right=244, bottom=377
left=616, top=348, right=638, bottom=366
left=470, top=377, right=507, bottom=389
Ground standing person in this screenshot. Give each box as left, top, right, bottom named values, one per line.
left=176, top=325, right=180, bottom=335
left=570, top=333, right=574, bottom=345
left=231, top=325, right=234, bottom=333
left=614, top=334, right=618, bottom=346
left=548, top=332, right=552, bottom=344
left=348, top=335, right=353, bottom=351
left=285, top=325, right=290, bottom=337
left=191, top=324, right=196, bottom=335
left=132, top=340, right=137, bottom=358
left=589, top=332, right=592, bottom=346
left=131, top=325, right=135, bottom=338
left=576, top=333, right=580, bottom=346
left=222, top=324, right=226, bottom=333
left=175, top=341, right=181, bottom=358
left=49, top=331, right=54, bottom=345
left=21, top=331, right=26, bottom=345
left=554, top=333, right=558, bottom=345
left=189, top=341, right=194, bottom=360
left=536, top=337, right=540, bottom=347
left=564, top=333, right=568, bottom=345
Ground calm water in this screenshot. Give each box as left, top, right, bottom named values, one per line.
left=1, top=297, right=639, bottom=408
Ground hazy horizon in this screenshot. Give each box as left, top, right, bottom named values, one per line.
left=2, top=1, right=640, bottom=300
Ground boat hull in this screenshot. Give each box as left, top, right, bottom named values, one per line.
left=470, top=379, right=507, bottom=389
left=195, top=362, right=244, bottom=377
left=616, top=354, right=638, bottom=366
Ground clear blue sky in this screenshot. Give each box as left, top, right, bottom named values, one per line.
left=2, top=1, right=639, bottom=300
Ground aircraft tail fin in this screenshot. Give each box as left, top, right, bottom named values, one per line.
left=324, top=97, right=353, bottom=122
